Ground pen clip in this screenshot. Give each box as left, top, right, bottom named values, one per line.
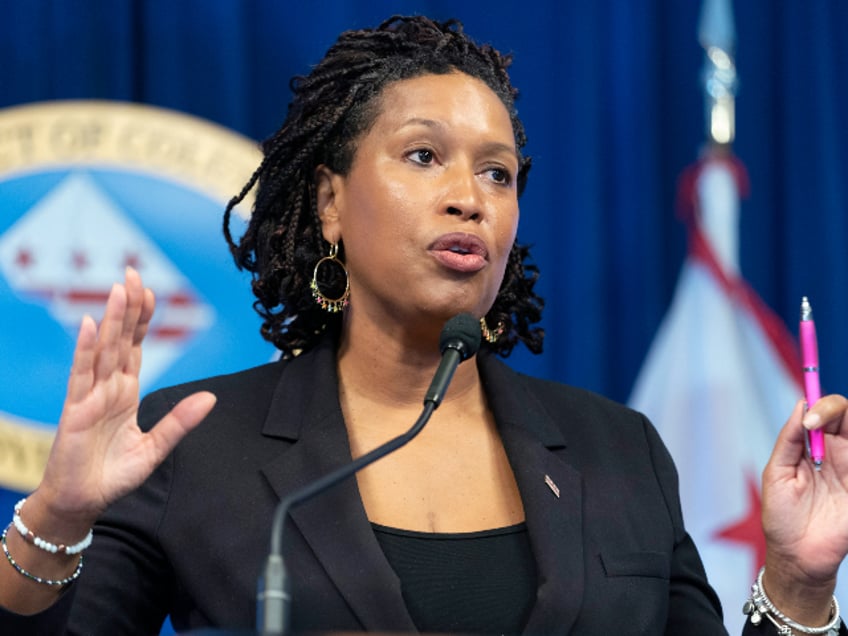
left=802, top=400, right=812, bottom=459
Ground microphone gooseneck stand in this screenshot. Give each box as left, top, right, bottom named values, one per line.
left=257, top=313, right=482, bottom=636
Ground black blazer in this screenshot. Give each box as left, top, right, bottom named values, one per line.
left=3, top=337, right=796, bottom=635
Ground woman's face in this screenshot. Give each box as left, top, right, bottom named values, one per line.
left=318, top=71, right=520, bottom=332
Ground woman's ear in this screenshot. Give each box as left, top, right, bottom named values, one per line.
left=315, top=164, right=344, bottom=244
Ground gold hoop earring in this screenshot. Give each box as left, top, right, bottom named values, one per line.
left=310, top=243, right=350, bottom=313
left=480, top=317, right=504, bottom=344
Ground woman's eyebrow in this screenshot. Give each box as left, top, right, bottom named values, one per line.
left=397, top=118, right=517, bottom=159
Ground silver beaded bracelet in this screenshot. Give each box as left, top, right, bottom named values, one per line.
left=743, top=566, right=842, bottom=635
left=12, top=498, right=93, bottom=556
left=1, top=524, right=83, bottom=587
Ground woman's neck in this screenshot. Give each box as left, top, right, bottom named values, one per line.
left=335, top=317, right=481, bottom=413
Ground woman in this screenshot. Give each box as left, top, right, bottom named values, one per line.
left=1, top=15, right=847, bottom=635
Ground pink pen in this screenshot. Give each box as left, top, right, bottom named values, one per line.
left=800, top=296, right=825, bottom=469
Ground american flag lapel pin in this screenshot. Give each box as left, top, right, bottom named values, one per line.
left=544, top=474, right=560, bottom=498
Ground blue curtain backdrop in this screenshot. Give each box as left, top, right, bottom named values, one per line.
left=0, top=1, right=846, bottom=631
left=3, top=0, right=846, bottom=405
left=1, top=2, right=847, bottom=457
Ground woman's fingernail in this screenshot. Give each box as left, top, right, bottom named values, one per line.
left=803, top=412, right=821, bottom=430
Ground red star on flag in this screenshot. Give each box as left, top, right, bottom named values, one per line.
left=71, top=250, right=89, bottom=270
left=713, top=473, right=766, bottom=578
left=123, top=252, right=142, bottom=270
left=15, top=247, right=34, bottom=268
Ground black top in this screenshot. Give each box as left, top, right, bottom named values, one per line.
left=373, top=522, right=537, bottom=635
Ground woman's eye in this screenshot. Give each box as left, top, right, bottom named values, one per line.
left=408, top=149, right=434, bottom=165
left=488, top=167, right=512, bottom=185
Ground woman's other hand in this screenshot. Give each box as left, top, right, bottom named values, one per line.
left=761, top=394, right=848, bottom=626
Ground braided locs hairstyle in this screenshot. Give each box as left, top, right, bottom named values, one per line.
left=224, top=15, right=544, bottom=359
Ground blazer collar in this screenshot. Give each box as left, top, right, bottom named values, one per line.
left=259, top=341, right=585, bottom=634
left=479, top=353, right=585, bottom=635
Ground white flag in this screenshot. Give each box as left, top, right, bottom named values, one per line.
left=628, top=153, right=827, bottom=633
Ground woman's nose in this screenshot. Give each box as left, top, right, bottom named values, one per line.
left=443, top=168, right=483, bottom=221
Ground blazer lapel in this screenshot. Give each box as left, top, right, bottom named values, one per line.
left=480, top=353, right=585, bottom=635
left=258, top=339, right=416, bottom=632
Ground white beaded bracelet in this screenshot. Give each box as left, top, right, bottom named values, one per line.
left=743, top=566, right=842, bottom=635
left=12, top=498, right=93, bottom=556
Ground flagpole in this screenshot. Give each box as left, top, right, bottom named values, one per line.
left=695, top=0, right=742, bottom=280
left=699, top=0, right=737, bottom=147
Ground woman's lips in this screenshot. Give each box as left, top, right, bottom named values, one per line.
left=428, top=233, right=488, bottom=273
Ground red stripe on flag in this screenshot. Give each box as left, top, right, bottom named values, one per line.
left=150, top=327, right=190, bottom=340
left=166, top=292, right=194, bottom=307
left=64, top=290, right=111, bottom=303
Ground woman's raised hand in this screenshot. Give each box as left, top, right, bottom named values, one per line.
left=0, top=269, right=215, bottom=613
left=35, top=268, right=216, bottom=524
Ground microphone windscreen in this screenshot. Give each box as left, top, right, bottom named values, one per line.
left=439, top=313, right=482, bottom=360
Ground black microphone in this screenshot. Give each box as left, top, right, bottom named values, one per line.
left=257, top=313, right=482, bottom=636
